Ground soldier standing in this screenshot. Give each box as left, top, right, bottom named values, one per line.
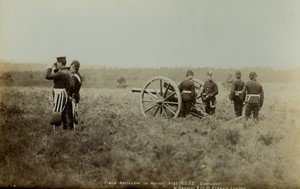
left=66, top=60, right=83, bottom=129
left=45, top=56, right=70, bottom=130
left=241, top=72, right=264, bottom=121
left=228, top=70, right=245, bottom=117
left=178, top=70, right=196, bottom=117
left=201, top=70, right=218, bottom=115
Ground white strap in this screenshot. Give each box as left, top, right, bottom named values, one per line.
left=73, top=73, right=82, bottom=84
left=53, top=88, right=66, bottom=92
left=182, top=90, right=192, bottom=94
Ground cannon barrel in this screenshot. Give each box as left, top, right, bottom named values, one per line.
left=131, top=87, right=143, bottom=93
left=131, top=87, right=157, bottom=94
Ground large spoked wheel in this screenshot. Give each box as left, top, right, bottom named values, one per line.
left=140, top=76, right=182, bottom=118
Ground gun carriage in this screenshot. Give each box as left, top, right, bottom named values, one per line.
left=131, top=76, right=208, bottom=118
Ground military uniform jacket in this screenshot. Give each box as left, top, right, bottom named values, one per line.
left=241, top=79, right=264, bottom=106
left=69, top=72, right=82, bottom=103
left=178, top=79, right=196, bottom=102
left=228, top=79, right=244, bottom=101
left=201, top=80, right=218, bottom=98
left=45, top=67, right=70, bottom=89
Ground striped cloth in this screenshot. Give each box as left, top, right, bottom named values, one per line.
left=52, top=88, right=68, bottom=112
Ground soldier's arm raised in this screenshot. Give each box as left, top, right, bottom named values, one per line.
left=45, top=68, right=61, bottom=80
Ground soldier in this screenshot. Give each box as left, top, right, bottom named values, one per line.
left=201, top=70, right=218, bottom=115
left=45, top=56, right=70, bottom=130
left=241, top=72, right=264, bottom=121
left=178, top=70, right=196, bottom=117
left=228, top=70, right=245, bottom=117
left=66, top=60, right=83, bottom=129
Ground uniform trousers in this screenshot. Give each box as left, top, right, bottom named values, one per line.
left=203, top=97, right=216, bottom=115
left=179, top=100, right=193, bottom=117
left=64, top=100, right=75, bottom=130
left=245, top=103, right=260, bottom=120
left=233, top=98, right=244, bottom=117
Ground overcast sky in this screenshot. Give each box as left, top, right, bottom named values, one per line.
left=0, top=0, right=299, bottom=68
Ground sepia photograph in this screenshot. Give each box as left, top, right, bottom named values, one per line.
left=0, top=0, right=300, bottom=188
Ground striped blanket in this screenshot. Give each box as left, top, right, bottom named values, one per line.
left=52, top=88, right=68, bottom=112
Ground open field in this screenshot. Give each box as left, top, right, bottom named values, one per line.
left=0, top=81, right=300, bottom=189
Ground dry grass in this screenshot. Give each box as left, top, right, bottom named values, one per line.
left=0, top=82, right=299, bottom=189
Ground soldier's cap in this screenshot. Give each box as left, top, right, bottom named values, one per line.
left=207, top=70, right=213, bottom=77
left=56, top=56, right=66, bottom=64
left=235, top=70, right=241, bottom=78
left=186, top=70, right=194, bottom=76
left=70, top=60, right=80, bottom=71
left=249, top=71, right=257, bottom=79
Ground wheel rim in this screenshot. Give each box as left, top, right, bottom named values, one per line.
left=140, top=76, right=182, bottom=118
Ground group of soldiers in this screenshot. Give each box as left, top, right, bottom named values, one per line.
left=46, top=58, right=263, bottom=128
left=178, top=69, right=264, bottom=121
left=45, top=56, right=82, bottom=130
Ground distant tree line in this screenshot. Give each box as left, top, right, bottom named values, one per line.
left=0, top=63, right=299, bottom=88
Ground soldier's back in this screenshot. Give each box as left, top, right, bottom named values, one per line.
left=179, top=79, right=194, bottom=90
left=245, top=80, right=262, bottom=94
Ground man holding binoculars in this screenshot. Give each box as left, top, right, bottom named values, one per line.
left=45, top=56, right=70, bottom=130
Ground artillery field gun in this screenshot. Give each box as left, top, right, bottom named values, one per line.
left=131, top=76, right=209, bottom=119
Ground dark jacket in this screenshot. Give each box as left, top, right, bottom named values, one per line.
left=45, top=67, right=70, bottom=89
left=201, top=80, right=218, bottom=98
left=178, top=79, right=196, bottom=102
left=241, top=79, right=264, bottom=106
left=228, top=78, right=244, bottom=101
left=69, top=73, right=82, bottom=103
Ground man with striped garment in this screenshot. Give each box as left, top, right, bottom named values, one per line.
left=45, top=56, right=70, bottom=130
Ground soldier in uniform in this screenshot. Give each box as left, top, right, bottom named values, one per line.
left=45, top=57, right=70, bottom=129
left=228, top=70, right=245, bottom=117
left=201, top=70, right=218, bottom=115
left=66, top=60, right=83, bottom=129
left=178, top=70, right=196, bottom=117
left=241, top=72, right=264, bottom=121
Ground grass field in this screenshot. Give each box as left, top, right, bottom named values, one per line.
left=0, top=82, right=300, bottom=189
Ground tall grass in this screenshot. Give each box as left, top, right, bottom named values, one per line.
left=0, top=83, right=299, bottom=189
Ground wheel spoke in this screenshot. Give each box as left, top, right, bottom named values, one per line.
left=164, top=104, right=176, bottom=116
left=151, top=82, right=160, bottom=97
left=164, top=91, right=176, bottom=101
left=144, top=89, right=158, bottom=99
left=142, top=99, right=157, bottom=103
left=160, top=105, right=163, bottom=114
left=162, top=106, right=168, bottom=118
left=153, top=106, right=160, bottom=116
left=164, top=101, right=179, bottom=105
left=144, top=104, right=158, bottom=113
left=160, top=79, right=163, bottom=96
left=163, top=82, right=170, bottom=98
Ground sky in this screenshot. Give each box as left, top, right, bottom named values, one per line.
left=0, top=0, right=300, bottom=69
